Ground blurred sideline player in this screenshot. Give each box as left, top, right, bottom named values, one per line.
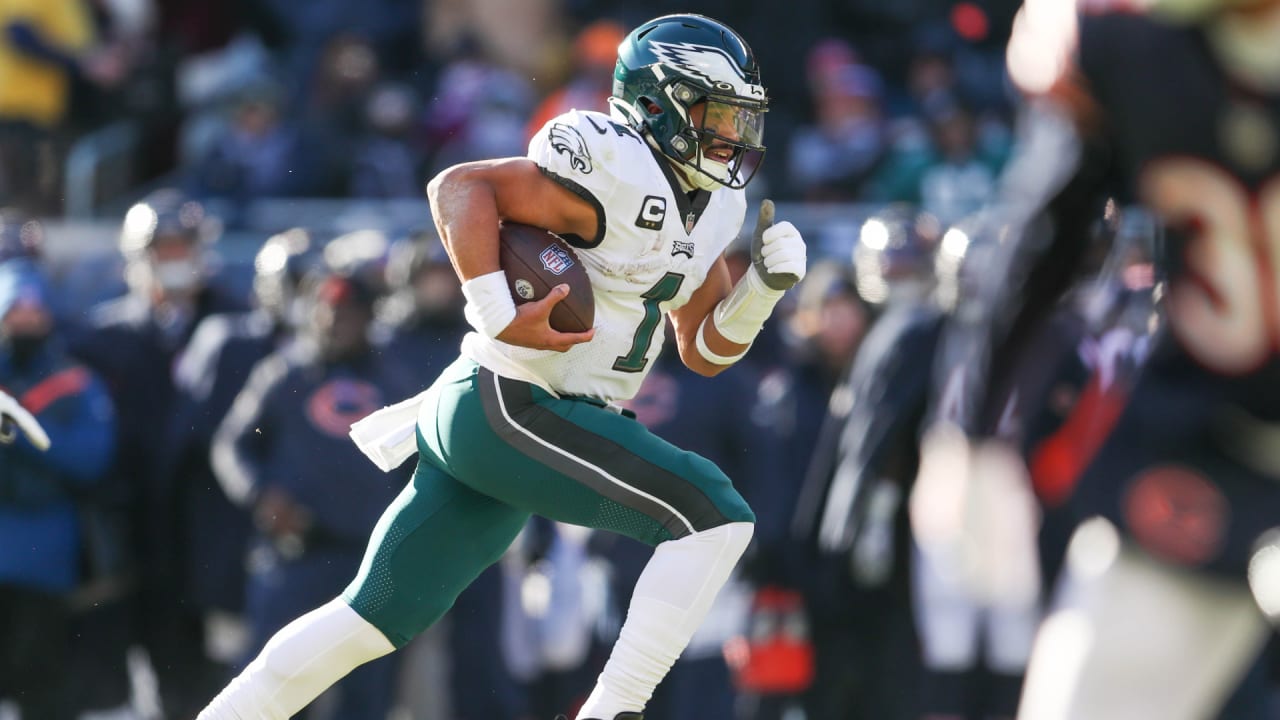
left=914, top=206, right=1163, bottom=720
left=803, top=207, right=1075, bottom=717
left=792, top=206, right=944, bottom=720
left=163, top=228, right=319, bottom=697
left=199, top=13, right=806, bottom=720
left=914, top=0, right=1280, bottom=718
left=68, top=188, right=249, bottom=717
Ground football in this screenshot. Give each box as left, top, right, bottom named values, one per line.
left=497, top=222, right=595, bottom=333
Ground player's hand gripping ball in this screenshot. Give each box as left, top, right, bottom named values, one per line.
left=498, top=222, right=595, bottom=333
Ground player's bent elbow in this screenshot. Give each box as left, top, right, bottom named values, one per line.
left=425, top=162, right=470, bottom=202
left=424, top=166, right=448, bottom=200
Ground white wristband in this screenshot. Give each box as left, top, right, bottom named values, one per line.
left=712, top=266, right=785, bottom=345
left=696, top=318, right=749, bottom=365
left=461, top=270, right=518, bottom=338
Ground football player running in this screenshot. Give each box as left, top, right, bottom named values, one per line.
left=198, top=14, right=805, bottom=720
left=918, top=0, right=1280, bottom=718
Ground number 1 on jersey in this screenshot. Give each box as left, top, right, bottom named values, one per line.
left=613, top=272, right=686, bottom=373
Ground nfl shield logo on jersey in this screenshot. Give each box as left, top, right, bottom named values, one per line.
left=539, top=245, right=575, bottom=275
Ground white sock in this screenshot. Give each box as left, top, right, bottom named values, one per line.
left=577, top=521, right=753, bottom=720
left=198, top=598, right=396, bottom=719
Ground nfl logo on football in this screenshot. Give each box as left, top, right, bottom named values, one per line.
left=539, top=245, right=575, bottom=276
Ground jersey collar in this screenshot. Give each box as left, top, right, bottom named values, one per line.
left=648, top=142, right=712, bottom=235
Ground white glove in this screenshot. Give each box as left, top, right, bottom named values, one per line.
left=751, top=200, right=806, bottom=292
left=0, top=389, right=50, bottom=451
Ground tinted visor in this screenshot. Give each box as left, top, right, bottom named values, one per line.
left=696, top=96, right=766, bottom=151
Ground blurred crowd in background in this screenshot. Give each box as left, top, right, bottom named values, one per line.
left=0, top=0, right=1019, bottom=219
left=0, top=1, right=1274, bottom=720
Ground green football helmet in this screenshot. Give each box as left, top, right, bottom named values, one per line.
left=610, top=14, right=768, bottom=191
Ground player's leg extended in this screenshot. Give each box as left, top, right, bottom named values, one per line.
left=199, top=445, right=529, bottom=720
left=911, top=539, right=983, bottom=720
left=1018, top=520, right=1268, bottom=720
left=433, top=365, right=756, bottom=718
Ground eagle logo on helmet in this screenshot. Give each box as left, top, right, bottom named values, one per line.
left=549, top=123, right=593, bottom=174
left=649, top=41, right=764, bottom=98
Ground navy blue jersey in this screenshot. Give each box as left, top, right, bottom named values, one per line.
left=69, top=287, right=248, bottom=497
left=984, top=9, right=1280, bottom=428
left=811, top=301, right=946, bottom=554
left=380, top=315, right=469, bottom=388
left=172, top=310, right=288, bottom=444
left=214, top=342, right=416, bottom=541
left=165, top=309, right=290, bottom=611
left=66, top=286, right=249, bottom=603
left=972, top=5, right=1280, bottom=574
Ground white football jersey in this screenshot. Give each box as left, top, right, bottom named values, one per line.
left=462, top=109, right=747, bottom=402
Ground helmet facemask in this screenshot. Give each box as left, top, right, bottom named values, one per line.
left=665, top=84, right=766, bottom=191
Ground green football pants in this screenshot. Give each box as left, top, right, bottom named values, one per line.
left=343, top=358, right=754, bottom=647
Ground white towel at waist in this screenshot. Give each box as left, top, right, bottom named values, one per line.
left=349, top=388, right=430, bottom=472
